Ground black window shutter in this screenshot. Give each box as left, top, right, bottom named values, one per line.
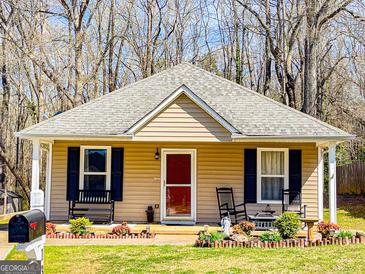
left=289, top=150, right=302, bottom=192
left=244, top=149, right=257, bottom=203
left=111, top=148, right=124, bottom=201
left=67, top=147, right=80, bottom=201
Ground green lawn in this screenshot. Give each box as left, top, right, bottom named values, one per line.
left=324, top=209, right=365, bottom=231
left=323, top=196, right=365, bottom=231
left=7, top=245, right=365, bottom=273
left=5, top=196, right=365, bottom=273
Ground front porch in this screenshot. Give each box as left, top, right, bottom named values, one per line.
left=30, top=140, right=339, bottom=225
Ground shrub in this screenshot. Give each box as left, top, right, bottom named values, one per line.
left=335, top=230, right=353, bottom=238
left=273, top=212, right=300, bottom=239
left=198, top=230, right=226, bottom=243
left=112, top=221, right=131, bottom=236
left=46, top=223, right=56, bottom=235
left=69, top=217, right=93, bottom=235
left=259, top=231, right=282, bottom=243
left=198, top=231, right=209, bottom=241
left=209, top=231, right=225, bottom=243
left=232, top=221, right=256, bottom=236
left=317, top=221, right=340, bottom=238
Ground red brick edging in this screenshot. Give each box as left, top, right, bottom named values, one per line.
left=47, top=232, right=155, bottom=239
left=195, top=236, right=365, bottom=248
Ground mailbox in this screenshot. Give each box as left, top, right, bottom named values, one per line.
left=8, top=209, right=46, bottom=243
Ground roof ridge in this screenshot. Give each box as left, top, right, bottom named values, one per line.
left=184, top=62, right=350, bottom=136
left=19, top=63, right=187, bottom=135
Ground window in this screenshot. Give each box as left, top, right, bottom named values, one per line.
left=257, top=148, right=288, bottom=203
left=80, top=146, right=111, bottom=191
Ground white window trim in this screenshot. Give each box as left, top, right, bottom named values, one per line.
left=257, top=148, right=289, bottom=204
left=160, top=148, right=197, bottom=223
left=79, top=146, right=112, bottom=191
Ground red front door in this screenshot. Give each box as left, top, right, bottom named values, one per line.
left=165, top=154, right=192, bottom=217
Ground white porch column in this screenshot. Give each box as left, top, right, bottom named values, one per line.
left=317, top=146, right=324, bottom=221
left=328, top=143, right=337, bottom=223
left=31, top=139, right=44, bottom=212
left=44, top=143, right=52, bottom=220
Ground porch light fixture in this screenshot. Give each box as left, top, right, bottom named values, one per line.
left=154, top=148, right=160, bottom=160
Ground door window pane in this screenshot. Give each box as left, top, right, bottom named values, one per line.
left=84, top=149, right=106, bottom=172
left=84, top=175, right=106, bottom=191
left=261, top=151, right=284, bottom=175
left=166, top=186, right=191, bottom=216
left=261, top=177, right=284, bottom=201
left=166, top=154, right=191, bottom=185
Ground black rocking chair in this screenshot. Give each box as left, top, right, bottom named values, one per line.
left=281, top=189, right=307, bottom=218
left=216, top=187, right=248, bottom=224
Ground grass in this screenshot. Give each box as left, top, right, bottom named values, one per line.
left=5, top=196, right=365, bottom=273
left=324, top=209, right=365, bottom=231
left=7, top=244, right=365, bottom=273
left=323, top=195, right=365, bottom=231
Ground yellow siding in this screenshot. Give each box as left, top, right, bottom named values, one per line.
left=50, top=141, right=318, bottom=222
left=134, top=94, right=231, bottom=141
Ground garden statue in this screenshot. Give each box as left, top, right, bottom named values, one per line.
left=221, top=216, right=231, bottom=237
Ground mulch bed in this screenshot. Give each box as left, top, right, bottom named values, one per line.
left=195, top=236, right=365, bottom=248
left=47, top=232, right=155, bottom=239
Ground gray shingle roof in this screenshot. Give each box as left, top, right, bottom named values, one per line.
left=17, top=63, right=352, bottom=139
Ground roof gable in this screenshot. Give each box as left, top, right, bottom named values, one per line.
left=134, top=92, right=232, bottom=141
left=128, top=85, right=239, bottom=135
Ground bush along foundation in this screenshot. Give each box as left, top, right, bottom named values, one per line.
left=46, top=219, right=155, bottom=239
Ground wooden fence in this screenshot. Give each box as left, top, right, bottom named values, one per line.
left=337, top=161, right=365, bottom=195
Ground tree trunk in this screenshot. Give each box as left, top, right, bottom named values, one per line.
left=233, top=0, right=241, bottom=84
left=302, top=0, right=317, bottom=115
left=108, top=0, right=116, bottom=93
left=145, top=0, right=154, bottom=77
left=74, top=29, right=83, bottom=106
left=263, top=0, right=271, bottom=95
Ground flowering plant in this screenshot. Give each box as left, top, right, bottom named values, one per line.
left=112, top=221, right=131, bottom=236
left=232, top=221, right=256, bottom=236
left=46, top=223, right=56, bottom=235
left=317, top=221, right=340, bottom=238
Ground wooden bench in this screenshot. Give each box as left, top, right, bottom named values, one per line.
left=68, top=190, right=115, bottom=224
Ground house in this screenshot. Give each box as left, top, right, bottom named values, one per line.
left=16, top=63, right=354, bottom=225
